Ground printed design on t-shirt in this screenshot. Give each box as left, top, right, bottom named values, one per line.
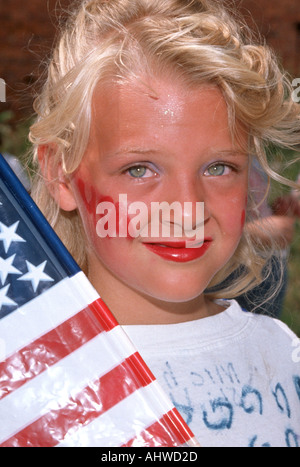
left=162, top=361, right=300, bottom=447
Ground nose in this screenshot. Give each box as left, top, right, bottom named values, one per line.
left=158, top=173, right=210, bottom=241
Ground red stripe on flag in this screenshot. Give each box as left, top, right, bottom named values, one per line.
left=89, top=298, right=119, bottom=331
left=122, top=408, right=195, bottom=447
left=0, top=352, right=155, bottom=447
left=125, top=348, right=156, bottom=386
left=0, top=300, right=116, bottom=401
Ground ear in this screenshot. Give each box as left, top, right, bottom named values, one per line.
left=37, top=144, right=78, bottom=211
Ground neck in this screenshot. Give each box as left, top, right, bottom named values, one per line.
left=89, top=266, right=223, bottom=325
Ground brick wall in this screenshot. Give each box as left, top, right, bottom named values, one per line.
left=0, top=0, right=299, bottom=122
left=241, top=0, right=300, bottom=76
left=0, top=0, right=70, bottom=120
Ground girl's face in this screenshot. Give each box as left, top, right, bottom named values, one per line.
left=66, top=77, right=249, bottom=324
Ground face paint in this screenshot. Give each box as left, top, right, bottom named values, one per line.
left=75, top=178, right=140, bottom=240
left=241, top=209, right=246, bottom=231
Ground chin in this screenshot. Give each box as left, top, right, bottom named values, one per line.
left=140, top=281, right=209, bottom=304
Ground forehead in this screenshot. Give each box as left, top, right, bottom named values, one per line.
left=90, top=77, right=229, bottom=139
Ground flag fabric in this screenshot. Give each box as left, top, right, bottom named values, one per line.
left=0, top=154, right=199, bottom=447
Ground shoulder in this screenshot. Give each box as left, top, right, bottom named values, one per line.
left=245, top=307, right=298, bottom=344
left=230, top=300, right=300, bottom=364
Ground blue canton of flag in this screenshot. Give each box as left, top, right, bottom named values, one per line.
left=0, top=197, right=65, bottom=317
left=0, top=154, right=198, bottom=448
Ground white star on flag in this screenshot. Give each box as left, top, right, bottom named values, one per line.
left=18, top=260, right=54, bottom=292
left=0, top=221, right=25, bottom=253
left=0, top=254, right=22, bottom=284
left=0, top=284, right=17, bottom=310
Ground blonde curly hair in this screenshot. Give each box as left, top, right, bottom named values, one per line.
left=29, top=0, right=300, bottom=305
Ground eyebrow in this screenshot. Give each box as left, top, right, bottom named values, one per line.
left=109, top=147, right=248, bottom=160
left=211, top=150, right=248, bottom=157
left=109, top=147, right=159, bottom=158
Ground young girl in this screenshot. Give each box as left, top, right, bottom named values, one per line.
left=29, top=0, right=300, bottom=447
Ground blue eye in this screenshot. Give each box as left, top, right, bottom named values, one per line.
left=128, top=166, right=148, bottom=178
left=205, top=164, right=230, bottom=176
left=127, top=165, right=157, bottom=179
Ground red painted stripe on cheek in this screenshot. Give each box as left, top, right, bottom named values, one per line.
left=75, top=178, right=134, bottom=240
left=241, top=209, right=246, bottom=231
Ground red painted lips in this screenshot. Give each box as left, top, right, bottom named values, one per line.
left=143, top=239, right=212, bottom=262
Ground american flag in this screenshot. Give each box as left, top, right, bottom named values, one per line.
left=0, top=154, right=199, bottom=447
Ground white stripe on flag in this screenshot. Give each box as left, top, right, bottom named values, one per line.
left=57, top=380, right=174, bottom=447
left=0, top=325, right=134, bottom=443
left=0, top=271, right=99, bottom=359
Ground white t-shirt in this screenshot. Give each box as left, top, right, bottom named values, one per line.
left=123, top=300, right=300, bottom=447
